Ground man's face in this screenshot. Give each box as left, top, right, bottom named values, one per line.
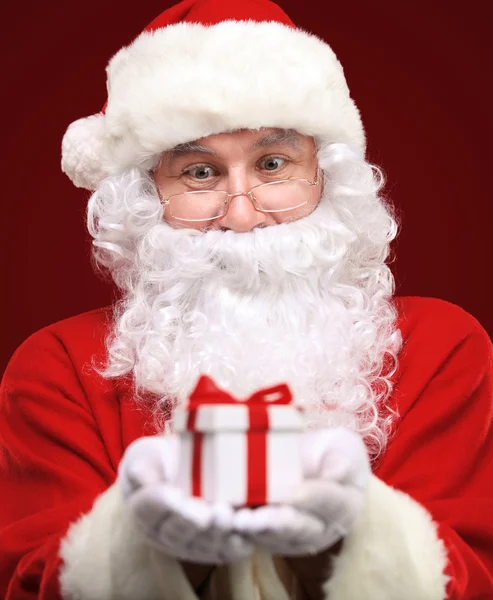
left=153, top=128, right=321, bottom=232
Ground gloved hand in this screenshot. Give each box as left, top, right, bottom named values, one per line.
left=233, top=427, right=370, bottom=556
left=119, top=435, right=254, bottom=564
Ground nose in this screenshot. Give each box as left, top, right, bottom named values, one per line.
left=216, top=193, right=267, bottom=232
left=215, top=173, right=267, bottom=232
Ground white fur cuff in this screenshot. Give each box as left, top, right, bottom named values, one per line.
left=59, top=483, right=196, bottom=600
left=323, top=475, right=449, bottom=600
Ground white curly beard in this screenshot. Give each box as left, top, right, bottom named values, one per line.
left=131, top=206, right=360, bottom=407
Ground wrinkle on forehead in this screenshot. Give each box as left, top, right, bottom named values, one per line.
left=165, top=128, right=305, bottom=163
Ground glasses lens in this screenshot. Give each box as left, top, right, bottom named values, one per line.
left=253, top=180, right=312, bottom=213
left=169, top=192, right=228, bottom=222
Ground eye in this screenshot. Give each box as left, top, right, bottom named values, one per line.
left=183, top=165, right=218, bottom=180
left=259, top=156, right=287, bottom=171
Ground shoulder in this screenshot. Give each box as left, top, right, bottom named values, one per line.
left=394, top=295, right=491, bottom=356
left=394, top=295, right=488, bottom=335
left=391, top=296, right=492, bottom=414
left=3, top=307, right=113, bottom=386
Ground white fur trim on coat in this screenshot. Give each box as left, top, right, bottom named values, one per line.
left=58, top=476, right=449, bottom=599
left=323, top=475, right=450, bottom=600
left=59, top=483, right=198, bottom=600
left=61, top=20, right=365, bottom=190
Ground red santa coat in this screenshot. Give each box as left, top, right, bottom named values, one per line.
left=0, top=296, right=492, bottom=599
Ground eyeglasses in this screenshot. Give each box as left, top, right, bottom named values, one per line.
left=159, top=171, right=320, bottom=223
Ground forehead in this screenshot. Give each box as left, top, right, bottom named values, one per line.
left=167, top=128, right=311, bottom=158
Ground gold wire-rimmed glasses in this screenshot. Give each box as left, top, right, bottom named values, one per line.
left=159, top=171, right=320, bottom=222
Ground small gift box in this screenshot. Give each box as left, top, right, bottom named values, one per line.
left=172, top=375, right=304, bottom=507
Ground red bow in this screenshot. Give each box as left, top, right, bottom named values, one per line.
left=188, top=375, right=292, bottom=408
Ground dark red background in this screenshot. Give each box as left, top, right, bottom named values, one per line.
left=2, top=0, right=492, bottom=375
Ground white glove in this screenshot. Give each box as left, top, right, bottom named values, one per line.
left=233, top=427, right=370, bottom=556
left=119, top=435, right=254, bottom=564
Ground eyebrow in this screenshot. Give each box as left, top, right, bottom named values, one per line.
left=165, top=142, right=216, bottom=163
left=251, top=129, right=303, bottom=151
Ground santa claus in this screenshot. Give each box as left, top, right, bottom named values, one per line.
left=1, top=0, right=492, bottom=599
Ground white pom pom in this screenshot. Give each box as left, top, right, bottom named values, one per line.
left=61, top=113, right=107, bottom=190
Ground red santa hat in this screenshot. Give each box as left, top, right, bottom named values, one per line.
left=61, top=0, right=365, bottom=190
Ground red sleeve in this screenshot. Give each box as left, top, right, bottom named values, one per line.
left=376, top=297, right=493, bottom=598
left=0, top=326, right=117, bottom=599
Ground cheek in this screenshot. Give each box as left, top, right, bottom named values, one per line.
left=162, top=204, right=219, bottom=231
left=166, top=217, right=206, bottom=231
left=272, top=183, right=322, bottom=224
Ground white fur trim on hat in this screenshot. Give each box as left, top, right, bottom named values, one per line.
left=62, top=20, right=365, bottom=190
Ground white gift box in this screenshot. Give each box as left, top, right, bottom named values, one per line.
left=172, top=376, right=304, bottom=507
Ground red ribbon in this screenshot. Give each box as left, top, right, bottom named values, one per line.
left=186, top=375, right=292, bottom=505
